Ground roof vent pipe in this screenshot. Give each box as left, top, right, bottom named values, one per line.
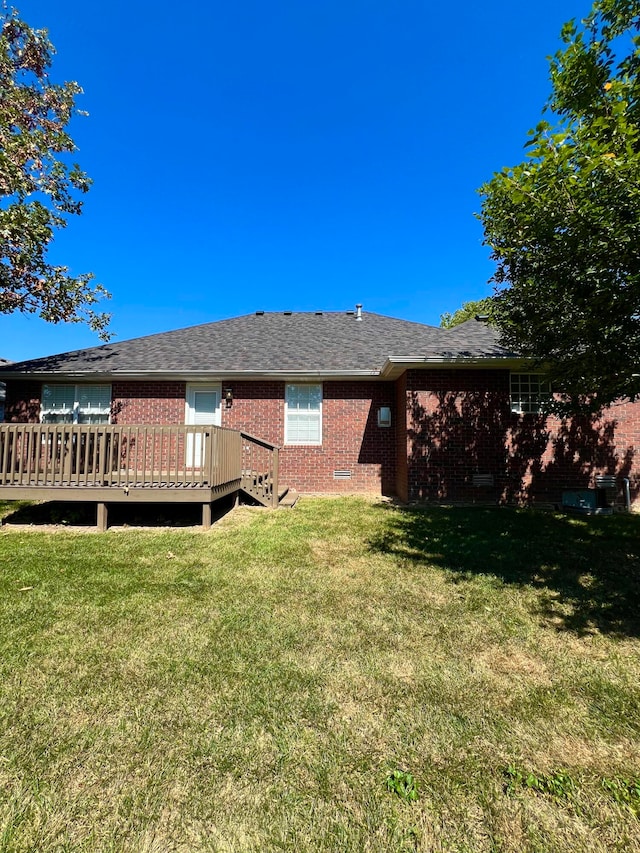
left=355, top=304, right=363, bottom=321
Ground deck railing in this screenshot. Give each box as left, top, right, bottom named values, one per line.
left=0, top=423, right=243, bottom=492
left=240, top=431, right=280, bottom=507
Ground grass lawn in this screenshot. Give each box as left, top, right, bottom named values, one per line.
left=1, top=497, right=640, bottom=852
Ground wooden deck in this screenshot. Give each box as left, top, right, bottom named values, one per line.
left=0, top=423, right=282, bottom=529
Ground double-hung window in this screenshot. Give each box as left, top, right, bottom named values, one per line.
left=41, top=384, right=111, bottom=424
left=510, top=374, right=551, bottom=414
left=285, top=384, right=322, bottom=445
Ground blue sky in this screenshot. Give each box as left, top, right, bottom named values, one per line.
left=1, top=0, right=588, bottom=361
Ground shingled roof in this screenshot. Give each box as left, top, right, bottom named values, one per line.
left=0, top=311, right=516, bottom=380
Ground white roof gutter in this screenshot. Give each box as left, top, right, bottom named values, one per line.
left=380, top=354, right=527, bottom=379
left=0, top=357, right=528, bottom=384
left=0, top=368, right=381, bottom=382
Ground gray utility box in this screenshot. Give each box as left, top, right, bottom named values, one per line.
left=561, top=488, right=613, bottom=515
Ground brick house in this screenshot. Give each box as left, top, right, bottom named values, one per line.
left=1, top=308, right=639, bottom=507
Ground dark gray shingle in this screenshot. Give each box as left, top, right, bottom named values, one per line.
left=0, top=312, right=512, bottom=376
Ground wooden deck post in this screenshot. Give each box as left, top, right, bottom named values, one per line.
left=97, top=502, right=108, bottom=532
left=271, top=447, right=280, bottom=508
left=202, top=502, right=212, bottom=530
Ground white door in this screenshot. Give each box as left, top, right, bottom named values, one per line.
left=185, top=384, right=221, bottom=467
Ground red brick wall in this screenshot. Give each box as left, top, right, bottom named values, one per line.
left=4, top=381, right=41, bottom=422
left=111, top=379, right=397, bottom=494
left=404, top=369, right=640, bottom=506
left=111, top=381, right=186, bottom=424
left=395, top=372, right=408, bottom=501
left=8, top=373, right=637, bottom=504
left=3, top=380, right=188, bottom=425
left=222, top=380, right=396, bottom=494
left=221, top=381, right=283, bottom=443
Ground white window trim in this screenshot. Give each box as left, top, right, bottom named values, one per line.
left=510, top=373, right=551, bottom=414
left=41, top=384, right=112, bottom=424
left=285, top=383, right=323, bottom=446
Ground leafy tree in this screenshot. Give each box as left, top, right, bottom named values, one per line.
left=479, top=0, right=640, bottom=410
left=0, top=8, right=109, bottom=336
left=440, top=297, right=495, bottom=329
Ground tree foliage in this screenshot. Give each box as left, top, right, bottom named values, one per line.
left=0, top=8, right=109, bottom=336
left=479, top=0, right=640, bottom=410
left=440, top=297, right=495, bottom=328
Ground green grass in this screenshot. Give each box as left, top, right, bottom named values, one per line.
left=1, top=497, right=640, bottom=851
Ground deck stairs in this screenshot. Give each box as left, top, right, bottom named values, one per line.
left=239, top=475, right=299, bottom=508
left=277, top=487, right=299, bottom=509
left=239, top=430, right=300, bottom=508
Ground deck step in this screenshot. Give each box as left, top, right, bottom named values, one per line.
left=278, top=487, right=299, bottom=509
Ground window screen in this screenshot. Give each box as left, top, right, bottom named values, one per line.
left=41, top=385, right=76, bottom=423
left=42, top=384, right=111, bottom=424
left=285, top=384, right=322, bottom=444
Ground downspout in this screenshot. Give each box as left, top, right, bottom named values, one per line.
left=623, top=477, right=631, bottom=512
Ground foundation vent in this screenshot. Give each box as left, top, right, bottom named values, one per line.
left=595, top=475, right=617, bottom=489
left=472, top=473, right=494, bottom=487
left=333, top=469, right=352, bottom=480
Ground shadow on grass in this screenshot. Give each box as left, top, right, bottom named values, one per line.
left=369, top=503, right=640, bottom=638
left=0, top=495, right=236, bottom=529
